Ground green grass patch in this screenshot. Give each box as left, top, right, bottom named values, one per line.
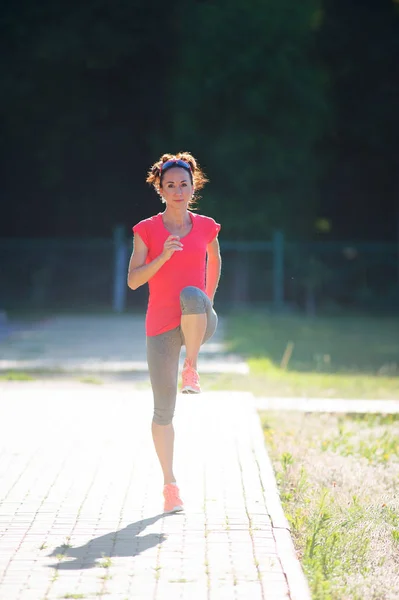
left=225, top=311, right=399, bottom=373
left=260, top=410, right=399, bottom=599
left=78, top=377, right=103, bottom=385
left=201, top=311, right=399, bottom=398
left=319, top=413, right=399, bottom=464
left=201, top=367, right=399, bottom=398
left=0, top=371, right=35, bottom=381
left=99, top=556, right=113, bottom=568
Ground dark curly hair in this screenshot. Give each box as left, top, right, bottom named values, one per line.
left=146, top=151, right=209, bottom=207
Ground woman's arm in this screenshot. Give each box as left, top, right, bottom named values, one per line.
left=205, top=236, right=222, bottom=304
left=127, top=233, right=182, bottom=290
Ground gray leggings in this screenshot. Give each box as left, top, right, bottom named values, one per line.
left=147, top=286, right=217, bottom=426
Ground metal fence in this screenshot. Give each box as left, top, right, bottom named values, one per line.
left=285, top=240, right=399, bottom=314
left=0, top=238, right=115, bottom=311
left=0, top=228, right=398, bottom=314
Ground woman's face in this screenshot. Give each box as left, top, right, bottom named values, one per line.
left=160, top=167, right=194, bottom=207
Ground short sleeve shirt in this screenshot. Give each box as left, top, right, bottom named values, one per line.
left=132, top=211, right=221, bottom=336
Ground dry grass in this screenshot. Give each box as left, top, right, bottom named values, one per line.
left=260, top=411, right=399, bottom=600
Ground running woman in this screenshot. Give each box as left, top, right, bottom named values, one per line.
left=127, top=152, right=222, bottom=514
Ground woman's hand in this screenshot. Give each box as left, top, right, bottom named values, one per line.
left=162, top=235, right=183, bottom=261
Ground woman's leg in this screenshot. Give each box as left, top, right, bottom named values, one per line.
left=146, top=327, right=182, bottom=486
left=180, top=286, right=218, bottom=368
left=181, top=314, right=207, bottom=370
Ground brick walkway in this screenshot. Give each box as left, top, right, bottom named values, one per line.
left=0, top=382, right=310, bottom=600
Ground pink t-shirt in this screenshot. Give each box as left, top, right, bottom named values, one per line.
left=132, top=211, right=221, bottom=336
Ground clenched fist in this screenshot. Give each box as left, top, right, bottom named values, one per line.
left=162, top=235, right=183, bottom=261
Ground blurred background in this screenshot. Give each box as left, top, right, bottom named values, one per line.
left=1, top=0, right=399, bottom=317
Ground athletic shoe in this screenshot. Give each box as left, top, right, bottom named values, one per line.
left=181, top=359, right=201, bottom=394
left=163, top=483, right=184, bottom=513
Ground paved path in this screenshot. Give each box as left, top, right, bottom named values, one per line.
left=0, top=315, right=310, bottom=600
left=0, top=384, right=309, bottom=600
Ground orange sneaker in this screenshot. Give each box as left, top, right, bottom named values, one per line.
left=163, top=483, right=184, bottom=513
left=181, top=360, right=201, bottom=394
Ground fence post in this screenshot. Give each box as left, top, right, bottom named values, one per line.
left=232, top=249, right=250, bottom=306
left=273, top=230, right=284, bottom=310
left=113, top=225, right=128, bottom=313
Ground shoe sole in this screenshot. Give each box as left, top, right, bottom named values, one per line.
left=181, top=387, right=201, bottom=394
left=164, top=505, right=184, bottom=514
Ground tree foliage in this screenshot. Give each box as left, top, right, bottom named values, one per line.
left=318, top=0, right=399, bottom=240
left=0, top=0, right=398, bottom=240
left=0, top=0, right=171, bottom=235
left=159, top=0, right=330, bottom=239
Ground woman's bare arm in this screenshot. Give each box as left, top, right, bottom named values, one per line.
left=205, top=236, right=222, bottom=304
left=127, top=233, right=182, bottom=290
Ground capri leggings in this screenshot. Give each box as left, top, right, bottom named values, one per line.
left=146, top=286, right=217, bottom=426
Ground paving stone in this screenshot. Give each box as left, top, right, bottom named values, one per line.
left=0, top=315, right=311, bottom=600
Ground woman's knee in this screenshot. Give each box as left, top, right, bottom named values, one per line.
left=153, top=408, right=174, bottom=426
left=180, top=286, right=208, bottom=315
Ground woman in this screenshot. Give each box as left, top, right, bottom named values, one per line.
left=127, top=152, right=222, bottom=514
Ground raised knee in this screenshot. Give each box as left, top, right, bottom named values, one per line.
left=180, top=286, right=206, bottom=314
left=180, top=286, right=201, bottom=303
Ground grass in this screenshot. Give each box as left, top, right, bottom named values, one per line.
left=99, top=556, right=113, bottom=568
left=201, top=311, right=399, bottom=398
left=79, top=377, right=103, bottom=385
left=0, top=371, right=35, bottom=381
left=320, top=413, right=399, bottom=463
left=0, top=368, right=149, bottom=387
left=260, top=410, right=399, bottom=600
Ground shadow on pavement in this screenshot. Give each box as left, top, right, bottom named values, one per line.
left=47, top=512, right=181, bottom=570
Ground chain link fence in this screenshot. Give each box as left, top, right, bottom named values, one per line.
left=0, top=233, right=398, bottom=314
left=285, top=241, right=398, bottom=314
left=218, top=241, right=399, bottom=313
left=0, top=238, right=115, bottom=312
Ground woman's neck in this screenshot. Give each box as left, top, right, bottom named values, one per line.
left=162, top=208, right=191, bottom=228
